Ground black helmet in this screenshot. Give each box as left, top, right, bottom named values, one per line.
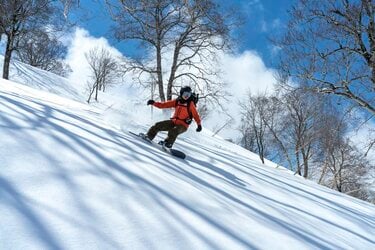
left=179, top=86, right=192, bottom=96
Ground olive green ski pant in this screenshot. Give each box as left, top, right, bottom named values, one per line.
left=147, top=120, right=187, bottom=145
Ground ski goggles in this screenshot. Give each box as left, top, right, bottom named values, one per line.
left=182, top=91, right=192, bottom=99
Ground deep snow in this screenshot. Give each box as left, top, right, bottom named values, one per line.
left=0, top=60, right=374, bottom=250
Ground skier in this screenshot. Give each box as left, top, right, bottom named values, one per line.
left=144, top=86, right=202, bottom=148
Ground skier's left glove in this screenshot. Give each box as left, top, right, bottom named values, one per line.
left=196, top=124, right=202, bottom=132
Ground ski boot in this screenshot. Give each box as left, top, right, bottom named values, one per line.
left=139, top=133, right=152, bottom=142
left=158, top=140, right=173, bottom=148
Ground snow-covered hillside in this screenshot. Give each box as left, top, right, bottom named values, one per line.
left=0, top=66, right=374, bottom=249
left=0, top=56, right=84, bottom=102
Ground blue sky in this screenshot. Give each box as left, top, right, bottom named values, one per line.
left=73, top=0, right=294, bottom=68
left=236, top=0, right=294, bottom=65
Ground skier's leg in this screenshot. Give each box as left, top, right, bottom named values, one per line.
left=147, top=120, right=174, bottom=140
left=165, top=125, right=187, bottom=146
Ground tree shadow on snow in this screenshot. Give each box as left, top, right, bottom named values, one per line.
left=0, top=90, right=374, bottom=249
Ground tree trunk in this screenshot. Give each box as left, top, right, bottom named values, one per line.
left=301, top=147, right=309, bottom=178
left=363, top=0, right=375, bottom=85
left=87, top=84, right=95, bottom=103
left=255, top=131, right=265, bottom=164
left=264, top=121, right=294, bottom=170
left=295, top=148, right=301, bottom=176
left=95, top=82, right=99, bottom=101
left=318, top=162, right=328, bottom=184
left=87, top=80, right=99, bottom=103
left=3, top=34, right=14, bottom=80
left=167, top=44, right=180, bottom=100
left=153, top=9, right=166, bottom=101
left=156, top=44, right=165, bottom=101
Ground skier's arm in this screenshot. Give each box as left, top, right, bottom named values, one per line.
left=153, top=99, right=177, bottom=109
left=190, top=103, right=201, bottom=125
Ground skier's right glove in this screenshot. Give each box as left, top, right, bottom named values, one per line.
left=196, top=124, right=202, bottom=132
left=147, top=100, right=155, bottom=105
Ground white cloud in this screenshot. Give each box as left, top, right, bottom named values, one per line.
left=62, top=27, right=157, bottom=127
left=348, top=123, right=375, bottom=164
left=204, top=50, right=277, bottom=140
left=222, top=50, right=276, bottom=99
left=64, top=27, right=124, bottom=91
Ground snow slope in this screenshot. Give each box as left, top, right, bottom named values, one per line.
left=0, top=56, right=84, bottom=102
left=0, top=75, right=374, bottom=249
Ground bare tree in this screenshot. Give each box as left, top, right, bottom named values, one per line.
left=312, top=107, right=375, bottom=201
left=240, top=87, right=324, bottom=176
left=107, top=0, right=234, bottom=105
left=312, top=104, right=345, bottom=180
left=275, top=0, right=375, bottom=116
left=239, top=87, right=375, bottom=202
left=239, top=121, right=258, bottom=156
left=254, top=93, right=295, bottom=170
left=16, top=29, right=71, bottom=77
left=320, top=137, right=372, bottom=200
left=239, top=86, right=375, bottom=202
left=0, top=0, right=58, bottom=79
left=85, top=47, right=119, bottom=103
left=60, top=0, right=80, bottom=18
left=239, top=91, right=292, bottom=166
left=283, top=89, right=324, bottom=177
left=239, top=92, right=273, bottom=164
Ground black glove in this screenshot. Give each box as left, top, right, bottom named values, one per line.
left=196, top=124, right=202, bottom=132
left=147, top=100, right=155, bottom=105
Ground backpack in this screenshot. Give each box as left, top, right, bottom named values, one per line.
left=175, top=92, right=199, bottom=124
left=190, top=92, right=199, bottom=106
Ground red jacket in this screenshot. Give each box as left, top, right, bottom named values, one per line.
left=153, top=99, right=201, bottom=128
